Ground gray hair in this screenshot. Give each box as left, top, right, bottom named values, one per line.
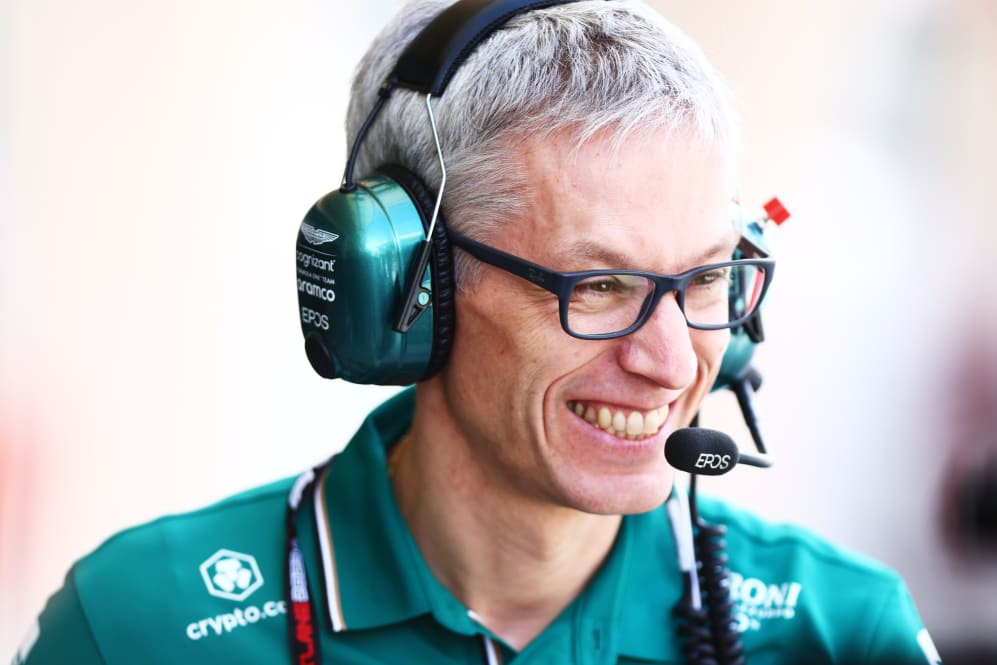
left=347, top=0, right=736, bottom=286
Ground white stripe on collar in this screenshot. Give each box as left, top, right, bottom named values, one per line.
left=665, top=482, right=701, bottom=609
left=481, top=635, right=502, bottom=665
left=313, top=463, right=347, bottom=632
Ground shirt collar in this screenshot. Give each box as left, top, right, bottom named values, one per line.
left=609, top=504, right=686, bottom=661
left=315, top=388, right=479, bottom=635
left=314, top=388, right=684, bottom=661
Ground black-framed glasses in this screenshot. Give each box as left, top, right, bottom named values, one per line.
left=449, top=233, right=775, bottom=340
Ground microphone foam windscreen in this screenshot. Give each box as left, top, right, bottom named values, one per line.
left=665, top=428, right=740, bottom=476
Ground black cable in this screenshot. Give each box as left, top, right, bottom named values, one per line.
left=730, top=367, right=767, bottom=455
left=340, top=82, right=395, bottom=192
left=673, top=472, right=717, bottom=665
left=675, top=600, right=719, bottom=665
left=694, top=520, right=745, bottom=665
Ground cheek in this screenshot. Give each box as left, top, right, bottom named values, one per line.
left=448, top=289, right=559, bottom=395
left=455, top=282, right=564, bottom=357
left=692, top=329, right=731, bottom=375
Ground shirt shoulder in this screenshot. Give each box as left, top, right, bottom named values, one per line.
left=698, top=493, right=907, bottom=598
left=29, top=477, right=297, bottom=665
left=697, top=494, right=938, bottom=665
left=699, top=492, right=898, bottom=575
left=15, top=567, right=104, bottom=665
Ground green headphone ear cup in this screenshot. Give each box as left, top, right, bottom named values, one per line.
left=376, top=165, right=456, bottom=380
left=297, top=175, right=436, bottom=385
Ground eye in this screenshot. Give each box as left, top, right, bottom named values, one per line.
left=581, top=278, right=619, bottom=294
left=690, top=266, right=731, bottom=289
left=574, top=274, right=645, bottom=298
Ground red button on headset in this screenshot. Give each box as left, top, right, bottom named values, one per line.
left=762, top=197, right=790, bottom=225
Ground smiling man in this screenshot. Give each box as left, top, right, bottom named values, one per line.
left=16, top=1, right=939, bottom=664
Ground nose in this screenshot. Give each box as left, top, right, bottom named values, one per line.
left=615, top=291, right=697, bottom=390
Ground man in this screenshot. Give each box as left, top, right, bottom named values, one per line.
left=15, top=1, right=938, bottom=664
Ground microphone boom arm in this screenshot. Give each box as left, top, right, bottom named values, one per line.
left=730, top=365, right=771, bottom=460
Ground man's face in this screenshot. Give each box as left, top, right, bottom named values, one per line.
left=441, top=127, right=737, bottom=515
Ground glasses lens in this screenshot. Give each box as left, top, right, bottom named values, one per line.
left=566, top=274, right=655, bottom=335
left=564, top=263, right=768, bottom=336
left=684, top=262, right=767, bottom=328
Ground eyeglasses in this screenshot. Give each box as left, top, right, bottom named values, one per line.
left=449, top=233, right=775, bottom=340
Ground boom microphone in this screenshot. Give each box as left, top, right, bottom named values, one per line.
left=665, top=428, right=772, bottom=475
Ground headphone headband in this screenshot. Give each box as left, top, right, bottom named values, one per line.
left=390, top=0, right=588, bottom=96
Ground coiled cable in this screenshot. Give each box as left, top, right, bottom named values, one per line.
left=671, top=473, right=747, bottom=665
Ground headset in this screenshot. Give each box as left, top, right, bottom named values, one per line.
left=294, top=0, right=782, bottom=389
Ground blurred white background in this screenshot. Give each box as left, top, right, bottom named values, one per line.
left=3, top=0, right=997, bottom=658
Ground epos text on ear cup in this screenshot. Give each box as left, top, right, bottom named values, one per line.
left=295, top=170, right=450, bottom=385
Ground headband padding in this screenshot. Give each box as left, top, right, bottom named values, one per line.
left=377, top=164, right=456, bottom=380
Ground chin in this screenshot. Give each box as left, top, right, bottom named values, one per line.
left=561, top=468, right=675, bottom=516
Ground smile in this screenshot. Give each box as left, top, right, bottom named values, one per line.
left=566, top=401, right=670, bottom=440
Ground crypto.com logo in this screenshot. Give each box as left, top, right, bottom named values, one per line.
left=199, top=549, right=264, bottom=602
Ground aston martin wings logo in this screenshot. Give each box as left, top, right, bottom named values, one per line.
left=301, top=222, right=339, bottom=246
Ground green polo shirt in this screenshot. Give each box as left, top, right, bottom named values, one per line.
left=15, top=389, right=939, bottom=664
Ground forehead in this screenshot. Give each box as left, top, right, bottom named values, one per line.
left=504, top=127, right=736, bottom=271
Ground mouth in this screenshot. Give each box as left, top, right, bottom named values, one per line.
left=566, top=400, right=670, bottom=441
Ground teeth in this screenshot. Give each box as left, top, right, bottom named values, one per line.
left=612, top=411, right=626, bottom=433
left=584, top=406, right=597, bottom=424
left=597, top=407, right=611, bottom=429
left=643, top=409, right=659, bottom=435
left=567, top=401, right=670, bottom=440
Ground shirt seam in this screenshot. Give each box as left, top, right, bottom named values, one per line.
left=93, top=480, right=294, bottom=552
left=70, top=567, right=110, bottom=665
left=704, top=508, right=897, bottom=581
left=858, top=578, right=901, bottom=660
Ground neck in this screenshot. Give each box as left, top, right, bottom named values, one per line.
left=391, top=386, right=621, bottom=650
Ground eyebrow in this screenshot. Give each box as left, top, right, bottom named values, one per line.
left=557, top=240, right=632, bottom=270
left=557, top=227, right=741, bottom=273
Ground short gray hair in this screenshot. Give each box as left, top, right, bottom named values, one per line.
left=347, top=0, right=736, bottom=286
